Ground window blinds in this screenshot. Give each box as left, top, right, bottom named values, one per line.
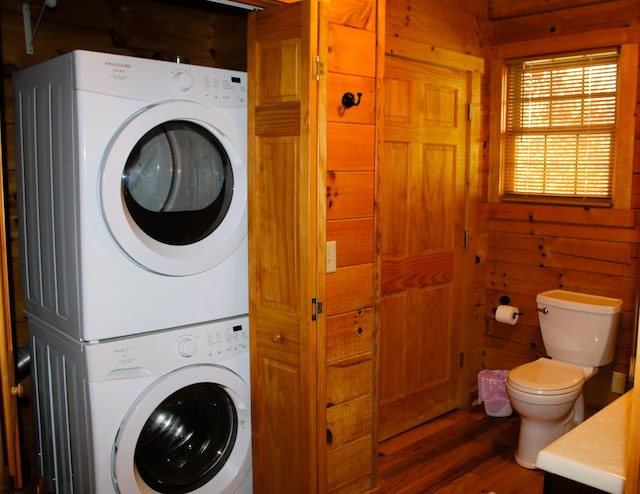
left=504, top=50, right=619, bottom=205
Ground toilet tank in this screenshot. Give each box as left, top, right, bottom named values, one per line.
left=536, top=289, right=622, bottom=366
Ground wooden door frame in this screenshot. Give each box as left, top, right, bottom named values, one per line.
left=0, top=127, right=22, bottom=487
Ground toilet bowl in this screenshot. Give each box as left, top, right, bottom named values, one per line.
left=505, top=289, right=622, bottom=469
left=506, top=358, right=586, bottom=468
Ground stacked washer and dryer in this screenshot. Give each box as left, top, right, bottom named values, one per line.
left=13, top=51, right=251, bottom=493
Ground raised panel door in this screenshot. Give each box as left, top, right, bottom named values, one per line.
left=248, top=1, right=327, bottom=492
left=379, top=55, right=472, bottom=440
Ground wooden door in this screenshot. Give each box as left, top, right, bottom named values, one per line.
left=0, top=105, right=22, bottom=487
left=378, top=54, right=473, bottom=440
left=248, top=1, right=327, bottom=492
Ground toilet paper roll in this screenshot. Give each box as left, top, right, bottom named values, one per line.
left=495, top=305, right=520, bottom=325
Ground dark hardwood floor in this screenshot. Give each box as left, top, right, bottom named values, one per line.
left=378, top=405, right=545, bottom=494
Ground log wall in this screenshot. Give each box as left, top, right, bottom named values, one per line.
left=482, top=0, right=640, bottom=412
left=325, top=2, right=379, bottom=491
left=388, top=0, right=640, bottom=413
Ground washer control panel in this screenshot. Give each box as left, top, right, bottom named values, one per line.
left=176, top=321, right=249, bottom=360
left=85, top=316, right=249, bottom=382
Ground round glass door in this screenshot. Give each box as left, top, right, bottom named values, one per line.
left=100, top=101, right=247, bottom=276
left=113, top=365, right=251, bottom=494
left=134, top=383, right=237, bottom=493
left=122, top=121, right=233, bottom=246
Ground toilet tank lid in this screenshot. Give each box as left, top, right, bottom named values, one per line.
left=537, top=289, right=622, bottom=314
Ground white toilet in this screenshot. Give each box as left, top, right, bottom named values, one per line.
left=505, top=289, right=622, bottom=469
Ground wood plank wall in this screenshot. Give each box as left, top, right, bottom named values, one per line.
left=387, top=0, right=640, bottom=414
left=324, top=1, right=378, bottom=492
left=483, top=0, right=640, bottom=412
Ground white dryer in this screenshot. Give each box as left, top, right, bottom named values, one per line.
left=29, top=315, right=251, bottom=494
left=13, top=51, right=248, bottom=341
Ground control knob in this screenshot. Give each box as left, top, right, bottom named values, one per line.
left=173, top=71, right=194, bottom=92
left=178, top=337, right=197, bottom=357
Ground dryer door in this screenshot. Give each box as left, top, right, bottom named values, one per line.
left=112, top=364, right=251, bottom=494
left=101, top=100, right=246, bottom=276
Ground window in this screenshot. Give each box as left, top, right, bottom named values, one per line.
left=504, top=49, right=619, bottom=206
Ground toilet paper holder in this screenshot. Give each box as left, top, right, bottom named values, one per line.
left=492, top=307, right=524, bottom=317
left=492, top=295, right=524, bottom=317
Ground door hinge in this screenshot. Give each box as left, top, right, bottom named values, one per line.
left=313, top=56, right=323, bottom=81
left=459, top=352, right=465, bottom=368
left=467, top=103, right=472, bottom=121
left=312, top=297, right=323, bottom=321
left=464, top=230, right=469, bottom=248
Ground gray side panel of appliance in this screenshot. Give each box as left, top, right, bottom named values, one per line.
left=13, top=54, right=81, bottom=338
left=29, top=316, right=93, bottom=493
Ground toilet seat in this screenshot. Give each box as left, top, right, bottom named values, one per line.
left=508, top=358, right=584, bottom=396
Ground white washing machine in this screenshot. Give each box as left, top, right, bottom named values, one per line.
left=29, top=315, right=251, bottom=494
left=13, top=51, right=248, bottom=341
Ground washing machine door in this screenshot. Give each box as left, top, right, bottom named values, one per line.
left=101, top=100, right=246, bottom=276
left=112, top=364, right=251, bottom=494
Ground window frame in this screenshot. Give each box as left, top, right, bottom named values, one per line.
left=489, top=37, right=638, bottom=209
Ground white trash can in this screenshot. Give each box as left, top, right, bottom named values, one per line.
left=477, top=369, right=513, bottom=417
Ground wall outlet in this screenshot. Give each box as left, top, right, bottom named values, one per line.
left=611, top=371, right=626, bottom=395
left=326, top=241, right=337, bottom=273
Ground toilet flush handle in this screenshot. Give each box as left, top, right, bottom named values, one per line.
left=537, top=307, right=549, bottom=315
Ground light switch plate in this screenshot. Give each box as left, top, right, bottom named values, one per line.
left=326, top=241, right=337, bottom=273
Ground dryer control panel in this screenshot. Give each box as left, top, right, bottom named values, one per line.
left=71, top=50, right=247, bottom=107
